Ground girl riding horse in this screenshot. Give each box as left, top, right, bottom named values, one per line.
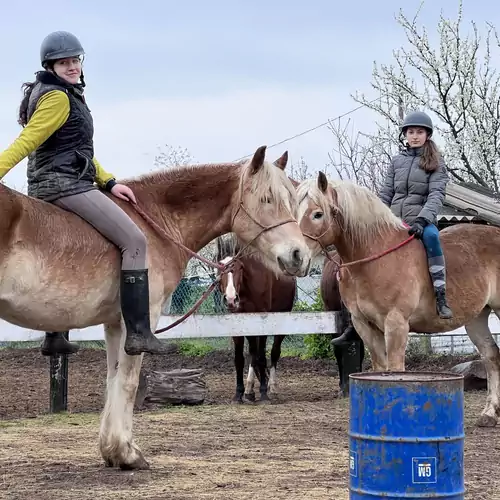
left=332, top=110, right=453, bottom=345
left=0, top=31, right=168, bottom=356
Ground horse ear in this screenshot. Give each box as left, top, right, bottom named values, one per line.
left=318, top=171, right=328, bottom=193
left=289, top=176, right=299, bottom=188
left=249, top=145, right=267, bottom=175
left=273, top=151, right=288, bottom=170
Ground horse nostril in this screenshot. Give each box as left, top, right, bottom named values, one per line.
left=235, top=294, right=239, bottom=303
left=223, top=296, right=228, bottom=305
left=292, top=248, right=302, bottom=264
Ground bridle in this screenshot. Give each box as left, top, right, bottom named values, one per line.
left=300, top=202, right=415, bottom=274
left=131, top=173, right=298, bottom=333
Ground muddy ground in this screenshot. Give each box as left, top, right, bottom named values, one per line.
left=0, top=347, right=499, bottom=499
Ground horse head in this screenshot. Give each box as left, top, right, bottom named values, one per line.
left=232, top=146, right=311, bottom=277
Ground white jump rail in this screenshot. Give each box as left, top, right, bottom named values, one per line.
left=0, top=311, right=499, bottom=342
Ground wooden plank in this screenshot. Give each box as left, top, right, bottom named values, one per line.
left=0, top=311, right=340, bottom=342
left=0, top=311, right=499, bottom=343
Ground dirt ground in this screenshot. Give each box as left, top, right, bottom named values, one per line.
left=0, top=347, right=499, bottom=499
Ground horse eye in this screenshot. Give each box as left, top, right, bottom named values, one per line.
left=313, top=212, right=323, bottom=220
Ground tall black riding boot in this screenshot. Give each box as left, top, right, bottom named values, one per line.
left=428, top=256, right=453, bottom=319
left=121, top=269, right=171, bottom=355
left=331, top=309, right=362, bottom=346
left=40, top=332, right=80, bottom=356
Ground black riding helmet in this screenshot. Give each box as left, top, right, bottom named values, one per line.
left=400, top=111, right=434, bottom=137
left=40, top=31, right=85, bottom=68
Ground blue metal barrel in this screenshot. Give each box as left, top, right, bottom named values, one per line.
left=348, top=371, right=465, bottom=499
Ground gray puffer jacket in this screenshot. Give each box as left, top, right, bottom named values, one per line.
left=378, top=146, right=449, bottom=225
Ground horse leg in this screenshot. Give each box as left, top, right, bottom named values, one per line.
left=232, top=337, right=245, bottom=404
left=333, top=343, right=346, bottom=396
left=334, top=340, right=364, bottom=397
left=466, top=307, right=500, bottom=427
left=101, top=322, right=123, bottom=467
left=384, top=310, right=409, bottom=371
left=351, top=316, right=387, bottom=371
left=257, top=335, right=270, bottom=403
left=99, top=320, right=149, bottom=470
left=268, top=335, right=285, bottom=396
left=244, top=336, right=257, bottom=402
left=333, top=307, right=365, bottom=396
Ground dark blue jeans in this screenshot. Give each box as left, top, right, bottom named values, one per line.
left=421, top=224, right=443, bottom=258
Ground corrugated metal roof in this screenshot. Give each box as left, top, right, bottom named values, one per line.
left=444, top=182, right=500, bottom=226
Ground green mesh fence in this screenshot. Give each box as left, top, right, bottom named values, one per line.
left=166, top=274, right=322, bottom=315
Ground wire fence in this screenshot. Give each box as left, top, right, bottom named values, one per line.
left=164, top=273, right=321, bottom=316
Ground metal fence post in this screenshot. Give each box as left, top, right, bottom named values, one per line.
left=49, top=331, right=69, bottom=413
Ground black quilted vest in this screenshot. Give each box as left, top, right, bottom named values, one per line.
left=26, top=71, right=97, bottom=201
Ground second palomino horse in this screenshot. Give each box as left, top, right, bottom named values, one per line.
left=0, top=145, right=311, bottom=469
left=297, top=172, right=500, bottom=428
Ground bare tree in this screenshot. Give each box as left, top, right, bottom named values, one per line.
left=350, top=0, right=500, bottom=191
left=327, top=117, right=396, bottom=195
left=288, top=155, right=312, bottom=182
left=153, top=144, right=196, bottom=169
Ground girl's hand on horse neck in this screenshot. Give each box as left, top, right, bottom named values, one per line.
left=110, top=184, right=137, bottom=204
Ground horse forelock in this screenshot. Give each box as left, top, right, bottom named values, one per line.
left=297, top=177, right=405, bottom=247
left=296, top=178, right=331, bottom=224
left=240, top=158, right=298, bottom=217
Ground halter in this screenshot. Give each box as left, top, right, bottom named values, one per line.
left=301, top=204, right=415, bottom=275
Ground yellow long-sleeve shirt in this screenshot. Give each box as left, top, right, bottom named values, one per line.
left=0, top=90, right=115, bottom=189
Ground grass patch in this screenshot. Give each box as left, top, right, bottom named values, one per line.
left=0, top=411, right=98, bottom=429
left=175, top=339, right=216, bottom=356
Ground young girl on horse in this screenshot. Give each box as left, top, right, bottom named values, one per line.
left=332, top=110, right=453, bottom=346
left=0, top=31, right=169, bottom=357
left=380, top=110, right=452, bottom=319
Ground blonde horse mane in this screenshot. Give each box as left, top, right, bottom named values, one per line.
left=298, top=177, right=405, bottom=247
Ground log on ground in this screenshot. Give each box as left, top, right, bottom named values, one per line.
left=135, top=368, right=207, bottom=409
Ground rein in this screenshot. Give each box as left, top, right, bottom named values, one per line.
left=132, top=201, right=296, bottom=333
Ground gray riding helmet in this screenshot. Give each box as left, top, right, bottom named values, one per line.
left=400, top=111, right=433, bottom=136
left=40, top=31, right=85, bottom=67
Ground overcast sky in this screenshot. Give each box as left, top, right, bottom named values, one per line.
left=0, top=0, right=497, bottom=192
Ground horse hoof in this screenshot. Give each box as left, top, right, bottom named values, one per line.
left=231, top=396, right=244, bottom=404
left=243, top=393, right=256, bottom=403
left=259, top=397, right=271, bottom=405
left=476, top=414, right=497, bottom=428
left=119, top=454, right=151, bottom=470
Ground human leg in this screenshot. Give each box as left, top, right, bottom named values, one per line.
left=53, top=189, right=169, bottom=355
left=421, top=224, right=453, bottom=319
left=331, top=300, right=362, bottom=346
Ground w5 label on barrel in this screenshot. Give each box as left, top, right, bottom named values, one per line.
left=412, top=457, right=437, bottom=484
left=349, top=450, right=358, bottom=477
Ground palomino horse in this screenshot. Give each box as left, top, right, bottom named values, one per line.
left=297, top=172, right=500, bottom=427
left=216, top=233, right=296, bottom=403
left=320, top=254, right=365, bottom=396
left=0, top=145, right=311, bottom=469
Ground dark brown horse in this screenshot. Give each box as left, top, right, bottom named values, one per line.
left=320, top=253, right=365, bottom=396
left=216, top=235, right=297, bottom=403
